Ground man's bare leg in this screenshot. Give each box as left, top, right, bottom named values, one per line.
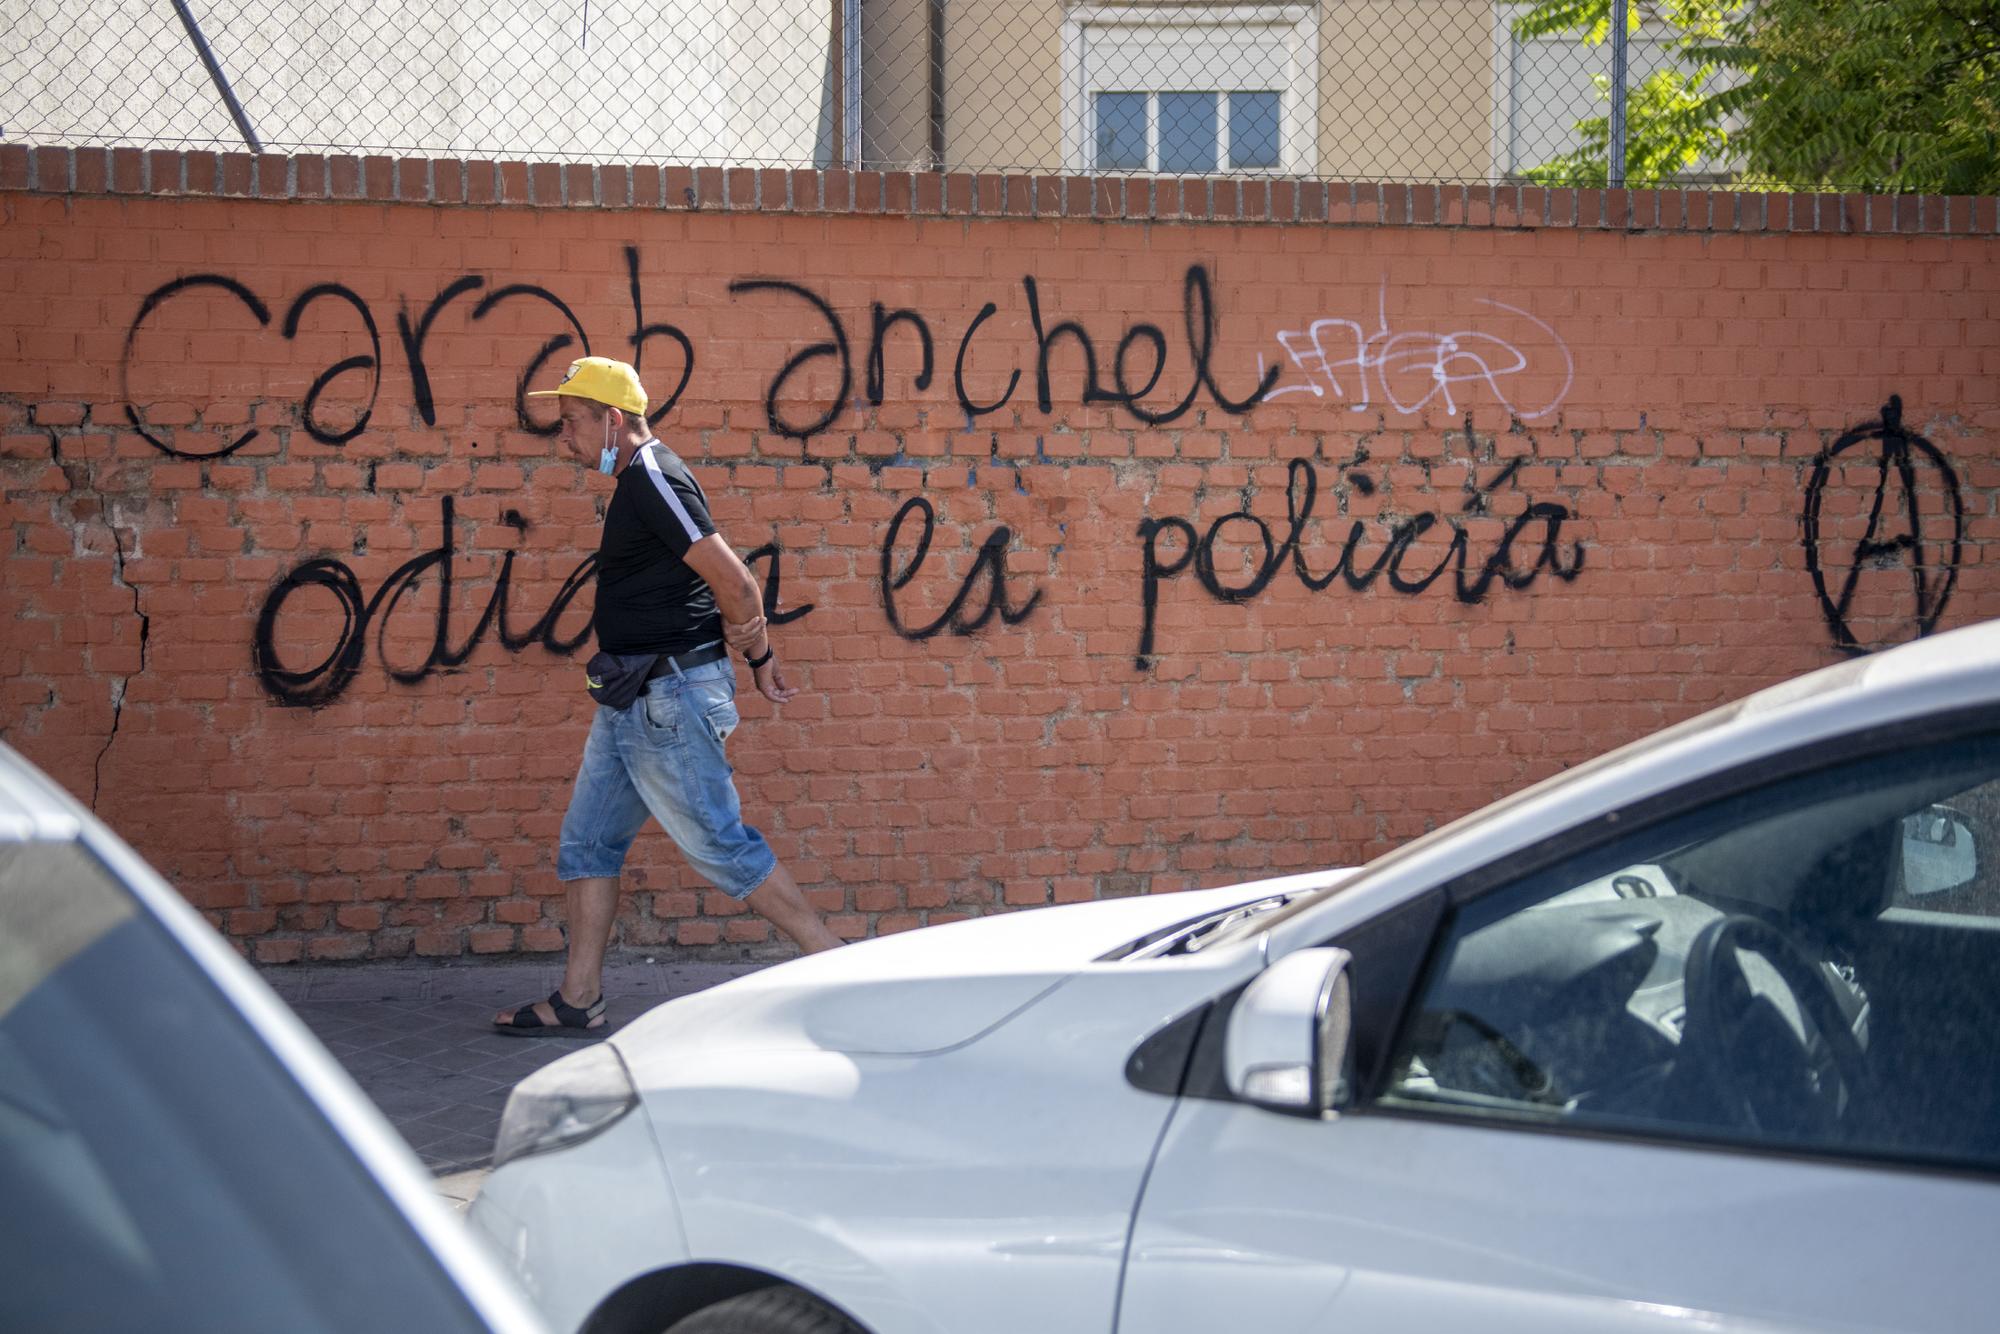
left=494, top=874, right=619, bottom=1029
left=496, top=864, right=835, bottom=1029
left=745, top=861, right=842, bottom=953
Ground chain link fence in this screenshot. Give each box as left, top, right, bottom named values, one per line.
left=0, top=1, right=1758, bottom=187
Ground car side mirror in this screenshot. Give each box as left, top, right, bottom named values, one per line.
left=1224, top=946, right=1354, bottom=1117
left=1901, top=803, right=1980, bottom=897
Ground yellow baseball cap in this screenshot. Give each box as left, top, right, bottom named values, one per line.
left=527, top=356, right=648, bottom=416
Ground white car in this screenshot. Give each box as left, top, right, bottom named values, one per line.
left=473, top=623, right=2000, bottom=1334
left=0, top=742, right=547, bottom=1334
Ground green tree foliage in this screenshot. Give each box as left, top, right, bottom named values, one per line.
left=1515, top=0, right=2000, bottom=193
left=1710, top=0, right=2000, bottom=194
left=1511, top=1, right=1742, bottom=188
left=1519, top=66, right=1731, bottom=188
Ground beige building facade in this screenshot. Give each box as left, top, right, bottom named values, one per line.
left=858, top=0, right=1690, bottom=183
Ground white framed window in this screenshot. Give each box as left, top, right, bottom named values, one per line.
left=1062, top=6, right=1319, bottom=176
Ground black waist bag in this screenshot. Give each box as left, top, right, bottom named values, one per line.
left=584, top=651, right=660, bottom=710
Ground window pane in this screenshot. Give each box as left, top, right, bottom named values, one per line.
left=1094, top=92, right=1148, bottom=172
left=1378, top=732, right=2000, bottom=1173
left=1158, top=92, right=1217, bottom=174
left=1229, top=91, right=1281, bottom=169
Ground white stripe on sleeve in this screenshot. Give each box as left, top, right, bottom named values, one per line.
left=638, top=446, right=705, bottom=546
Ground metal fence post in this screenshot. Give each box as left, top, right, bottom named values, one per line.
left=170, top=0, right=261, bottom=153
left=928, top=0, right=946, bottom=170
left=1608, top=0, right=1629, bottom=187
left=845, top=0, right=863, bottom=167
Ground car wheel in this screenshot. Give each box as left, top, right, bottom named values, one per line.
left=665, top=1286, right=867, bottom=1334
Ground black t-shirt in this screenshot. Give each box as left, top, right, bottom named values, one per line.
left=593, top=441, right=722, bottom=655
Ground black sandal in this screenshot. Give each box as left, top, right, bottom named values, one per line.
left=494, top=989, right=607, bottom=1039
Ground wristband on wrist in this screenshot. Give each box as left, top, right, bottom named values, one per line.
left=745, top=645, right=774, bottom=670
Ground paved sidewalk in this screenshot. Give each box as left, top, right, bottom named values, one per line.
left=263, top=957, right=761, bottom=1206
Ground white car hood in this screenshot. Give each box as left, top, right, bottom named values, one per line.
left=614, top=871, right=1354, bottom=1072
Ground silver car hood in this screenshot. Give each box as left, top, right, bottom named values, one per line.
left=613, top=871, right=1353, bottom=1071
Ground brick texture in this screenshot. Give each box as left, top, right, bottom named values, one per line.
left=2, top=154, right=1998, bottom=962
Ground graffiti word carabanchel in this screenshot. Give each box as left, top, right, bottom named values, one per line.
left=1261, top=283, right=1573, bottom=420
left=1134, top=458, right=1585, bottom=667
left=121, top=254, right=1278, bottom=457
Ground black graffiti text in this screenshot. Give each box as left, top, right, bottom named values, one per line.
left=122, top=252, right=695, bottom=457
left=1803, top=395, right=1963, bottom=654
left=743, top=541, right=816, bottom=628
left=880, top=497, right=1043, bottom=639
left=1134, top=458, right=1585, bottom=667
left=252, top=498, right=595, bottom=706
left=733, top=264, right=1278, bottom=441
left=253, top=499, right=816, bottom=706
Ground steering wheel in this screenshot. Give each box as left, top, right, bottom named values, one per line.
left=1678, top=914, right=1872, bottom=1139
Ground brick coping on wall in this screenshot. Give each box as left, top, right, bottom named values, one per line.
left=3, top=143, right=1997, bottom=235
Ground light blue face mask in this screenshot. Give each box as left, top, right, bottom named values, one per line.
left=598, top=419, right=618, bottom=474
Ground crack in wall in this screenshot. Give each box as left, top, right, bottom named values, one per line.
left=44, top=422, right=152, bottom=813
left=92, top=513, right=150, bottom=812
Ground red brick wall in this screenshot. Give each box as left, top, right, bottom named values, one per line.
left=4, top=147, right=1997, bottom=962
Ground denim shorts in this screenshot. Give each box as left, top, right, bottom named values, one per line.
left=556, top=656, right=778, bottom=899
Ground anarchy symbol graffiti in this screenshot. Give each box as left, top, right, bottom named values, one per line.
left=1802, top=396, right=1963, bottom=655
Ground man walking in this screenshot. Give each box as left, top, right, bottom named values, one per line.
left=496, top=357, right=840, bottom=1036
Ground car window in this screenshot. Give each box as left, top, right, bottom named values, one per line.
left=0, top=839, right=495, bottom=1334
left=1378, top=732, right=2000, bottom=1174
